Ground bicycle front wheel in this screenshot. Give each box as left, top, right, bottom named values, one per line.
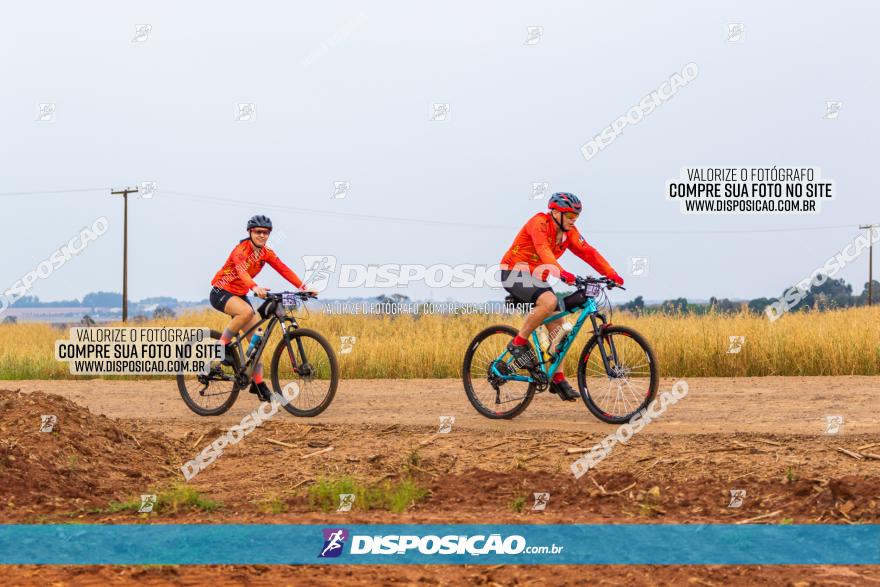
left=576, top=325, right=659, bottom=424
left=270, top=328, right=339, bottom=417
left=462, top=325, right=536, bottom=419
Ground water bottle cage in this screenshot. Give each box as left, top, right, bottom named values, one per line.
left=546, top=333, right=569, bottom=360
left=555, top=333, right=569, bottom=350
left=246, top=335, right=262, bottom=357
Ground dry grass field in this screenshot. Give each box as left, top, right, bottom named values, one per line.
left=2, top=305, right=878, bottom=379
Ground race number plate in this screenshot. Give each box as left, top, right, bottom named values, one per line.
left=281, top=292, right=298, bottom=307
left=584, top=282, right=601, bottom=298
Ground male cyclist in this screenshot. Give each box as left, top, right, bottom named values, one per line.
left=210, top=215, right=315, bottom=401
left=500, top=193, right=624, bottom=401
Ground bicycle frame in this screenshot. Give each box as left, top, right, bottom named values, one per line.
left=492, top=295, right=622, bottom=384
left=228, top=306, right=301, bottom=379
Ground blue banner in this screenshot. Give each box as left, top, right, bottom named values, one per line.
left=1, top=524, right=878, bottom=565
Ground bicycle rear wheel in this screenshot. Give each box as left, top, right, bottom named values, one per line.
left=462, top=325, right=536, bottom=419
left=270, top=328, right=339, bottom=417
left=576, top=325, right=658, bottom=424
left=177, top=329, right=240, bottom=416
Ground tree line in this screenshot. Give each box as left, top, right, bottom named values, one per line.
left=617, top=278, right=880, bottom=315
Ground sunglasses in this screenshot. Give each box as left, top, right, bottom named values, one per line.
left=563, top=212, right=580, bottom=220
left=251, top=229, right=271, bottom=236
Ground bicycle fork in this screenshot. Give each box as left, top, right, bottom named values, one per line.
left=280, top=320, right=312, bottom=377
left=284, top=333, right=308, bottom=373
left=588, top=313, right=623, bottom=378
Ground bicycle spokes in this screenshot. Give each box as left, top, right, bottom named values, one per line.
left=464, top=328, right=534, bottom=417
left=275, top=333, right=334, bottom=412
left=177, top=330, right=239, bottom=416
left=583, top=333, right=653, bottom=418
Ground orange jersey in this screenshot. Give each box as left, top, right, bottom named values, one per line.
left=211, top=239, right=303, bottom=295
left=501, top=212, right=615, bottom=281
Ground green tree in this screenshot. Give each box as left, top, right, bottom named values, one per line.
left=82, top=291, right=127, bottom=308
left=747, top=297, right=774, bottom=315
left=620, top=295, right=645, bottom=315
left=153, top=306, right=176, bottom=319
left=708, top=296, right=740, bottom=314
left=813, top=277, right=853, bottom=309
left=13, top=295, right=40, bottom=307
left=857, top=280, right=880, bottom=306
left=660, top=297, right=689, bottom=314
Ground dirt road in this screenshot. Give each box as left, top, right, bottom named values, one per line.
left=10, top=375, right=880, bottom=436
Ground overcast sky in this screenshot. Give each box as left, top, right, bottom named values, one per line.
left=1, top=1, right=877, bottom=303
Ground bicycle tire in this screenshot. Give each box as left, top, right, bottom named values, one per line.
left=576, top=325, right=659, bottom=424
left=462, top=325, right=536, bottom=419
left=177, top=329, right=241, bottom=416
left=270, top=327, right=339, bottom=417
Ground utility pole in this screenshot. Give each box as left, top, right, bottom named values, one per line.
left=860, top=224, right=878, bottom=306
left=111, top=187, right=139, bottom=321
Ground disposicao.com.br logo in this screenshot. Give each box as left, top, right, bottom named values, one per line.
left=319, top=528, right=349, bottom=558
left=318, top=528, right=563, bottom=557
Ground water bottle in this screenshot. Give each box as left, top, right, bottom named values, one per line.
left=246, top=328, right=263, bottom=357
left=538, top=328, right=550, bottom=351
left=550, top=321, right=573, bottom=356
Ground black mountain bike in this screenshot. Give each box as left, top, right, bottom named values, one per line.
left=177, top=291, right=339, bottom=417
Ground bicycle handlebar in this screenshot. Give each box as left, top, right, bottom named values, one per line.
left=575, top=275, right=626, bottom=291
left=266, top=291, right=318, bottom=301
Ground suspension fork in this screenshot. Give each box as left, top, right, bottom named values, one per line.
left=589, top=313, right=621, bottom=376
left=281, top=318, right=306, bottom=370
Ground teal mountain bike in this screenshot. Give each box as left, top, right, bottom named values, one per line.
left=462, top=276, right=658, bottom=423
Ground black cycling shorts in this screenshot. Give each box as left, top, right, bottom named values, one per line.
left=209, top=287, right=252, bottom=313
left=500, top=269, right=557, bottom=307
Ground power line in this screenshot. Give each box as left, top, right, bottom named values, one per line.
left=163, top=189, right=517, bottom=231
left=608, top=224, right=869, bottom=235
left=162, top=189, right=872, bottom=235
left=1, top=184, right=875, bottom=236
left=0, top=187, right=110, bottom=197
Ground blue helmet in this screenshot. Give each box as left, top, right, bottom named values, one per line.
left=548, top=192, right=582, bottom=214
left=246, top=215, right=272, bottom=231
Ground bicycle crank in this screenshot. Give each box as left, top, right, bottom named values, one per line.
left=530, top=368, right=549, bottom=392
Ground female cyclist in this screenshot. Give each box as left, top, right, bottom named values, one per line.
left=209, top=214, right=316, bottom=401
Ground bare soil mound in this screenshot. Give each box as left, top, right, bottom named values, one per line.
left=0, top=388, right=183, bottom=514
